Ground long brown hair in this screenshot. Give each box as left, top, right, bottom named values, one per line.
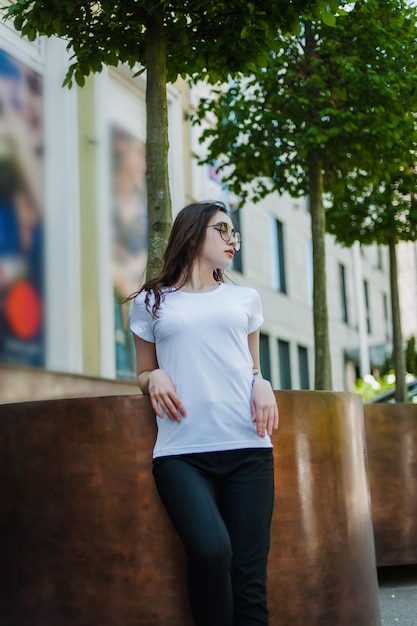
left=136, top=200, right=228, bottom=317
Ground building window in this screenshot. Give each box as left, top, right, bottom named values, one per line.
left=232, top=209, right=243, bottom=273
left=377, top=246, right=383, bottom=270
left=306, top=240, right=313, bottom=308
left=278, top=339, right=292, bottom=389
left=260, top=333, right=271, bottom=382
left=270, top=217, right=287, bottom=293
left=383, top=292, right=389, bottom=341
left=364, top=280, right=371, bottom=334
left=339, top=263, right=349, bottom=324
left=298, top=345, right=310, bottom=389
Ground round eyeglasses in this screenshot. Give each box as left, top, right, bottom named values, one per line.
left=207, top=222, right=241, bottom=251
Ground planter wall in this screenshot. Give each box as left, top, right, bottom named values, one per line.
left=364, top=402, right=417, bottom=567
left=0, top=391, right=381, bottom=625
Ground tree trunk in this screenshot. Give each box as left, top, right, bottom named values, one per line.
left=145, top=10, right=172, bottom=280
left=303, top=22, right=331, bottom=390
left=388, top=237, right=407, bottom=402
left=308, top=154, right=332, bottom=389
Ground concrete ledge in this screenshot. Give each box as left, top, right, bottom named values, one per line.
left=0, top=363, right=139, bottom=404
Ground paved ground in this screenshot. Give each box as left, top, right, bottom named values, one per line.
left=378, top=565, right=417, bottom=626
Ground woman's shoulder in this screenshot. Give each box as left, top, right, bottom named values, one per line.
left=221, top=284, right=261, bottom=310
left=133, top=286, right=175, bottom=307
left=222, top=283, right=260, bottom=298
left=133, top=289, right=149, bottom=305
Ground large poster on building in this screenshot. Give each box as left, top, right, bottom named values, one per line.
left=0, top=49, right=44, bottom=367
left=111, top=125, right=147, bottom=380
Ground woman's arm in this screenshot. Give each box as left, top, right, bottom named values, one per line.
left=133, top=334, right=186, bottom=421
left=248, top=329, right=279, bottom=437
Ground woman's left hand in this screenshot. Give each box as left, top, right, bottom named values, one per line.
left=251, top=380, right=279, bottom=437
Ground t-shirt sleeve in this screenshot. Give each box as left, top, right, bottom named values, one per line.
left=248, top=288, right=264, bottom=333
left=129, top=292, right=155, bottom=343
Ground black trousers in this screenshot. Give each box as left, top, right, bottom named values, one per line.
left=152, top=448, right=275, bottom=626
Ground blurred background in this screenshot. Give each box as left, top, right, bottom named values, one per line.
left=0, top=20, right=416, bottom=405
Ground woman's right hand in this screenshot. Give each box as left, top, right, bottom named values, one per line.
left=148, top=369, right=187, bottom=421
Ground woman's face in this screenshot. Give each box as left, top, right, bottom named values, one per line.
left=198, top=210, right=237, bottom=270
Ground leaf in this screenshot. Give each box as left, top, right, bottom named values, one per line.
left=74, top=69, right=85, bottom=87
left=318, top=7, right=336, bottom=27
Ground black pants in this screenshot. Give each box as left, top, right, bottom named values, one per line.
left=152, top=448, right=274, bottom=626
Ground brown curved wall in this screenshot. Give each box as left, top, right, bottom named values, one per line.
left=0, top=391, right=381, bottom=625
left=364, top=403, right=417, bottom=567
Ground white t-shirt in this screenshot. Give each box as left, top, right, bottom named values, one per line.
left=130, top=283, right=273, bottom=458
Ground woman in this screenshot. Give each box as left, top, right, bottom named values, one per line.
left=130, top=200, right=279, bottom=626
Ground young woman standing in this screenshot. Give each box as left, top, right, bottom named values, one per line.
left=130, top=200, right=279, bottom=626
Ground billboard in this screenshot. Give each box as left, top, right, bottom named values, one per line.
left=111, top=125, right=147, bottom=380
left=0, top=48, right=44, bottom=367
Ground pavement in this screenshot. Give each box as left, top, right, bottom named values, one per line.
left=378, top=565, right=417, bottom=625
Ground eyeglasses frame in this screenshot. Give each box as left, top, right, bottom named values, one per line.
left=207, top=222, right=241, bottom=251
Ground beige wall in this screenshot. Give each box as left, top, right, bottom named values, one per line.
left=0, top=364, right=139, bottom=404
left=397, top=242, right=417, bottom=340
left=78, top=78, right=101, bottom=376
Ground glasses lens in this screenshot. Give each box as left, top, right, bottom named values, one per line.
left=219, top=223, right=230, bottom=239
left=217, top=223, right=241, bottom=250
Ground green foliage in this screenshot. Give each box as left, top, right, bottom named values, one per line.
left=191, top=0, right=417, bottom=211
left=353, top=373, right=395, bottom=402
left=323, top=1, right=417, bottom=249
left=327, top=147, right=417, bottom=247
left=406, top=336, right=417, bottom=375
left=380, top=353, right=393, bottom=377
left=354, top=369, right=417, bottom=403
left=2, top=0, right=341, bottom=87
left=380, top=339, right=417, bottom=378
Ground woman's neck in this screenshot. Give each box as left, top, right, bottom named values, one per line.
left=178, top=268, right=219, bottom=293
